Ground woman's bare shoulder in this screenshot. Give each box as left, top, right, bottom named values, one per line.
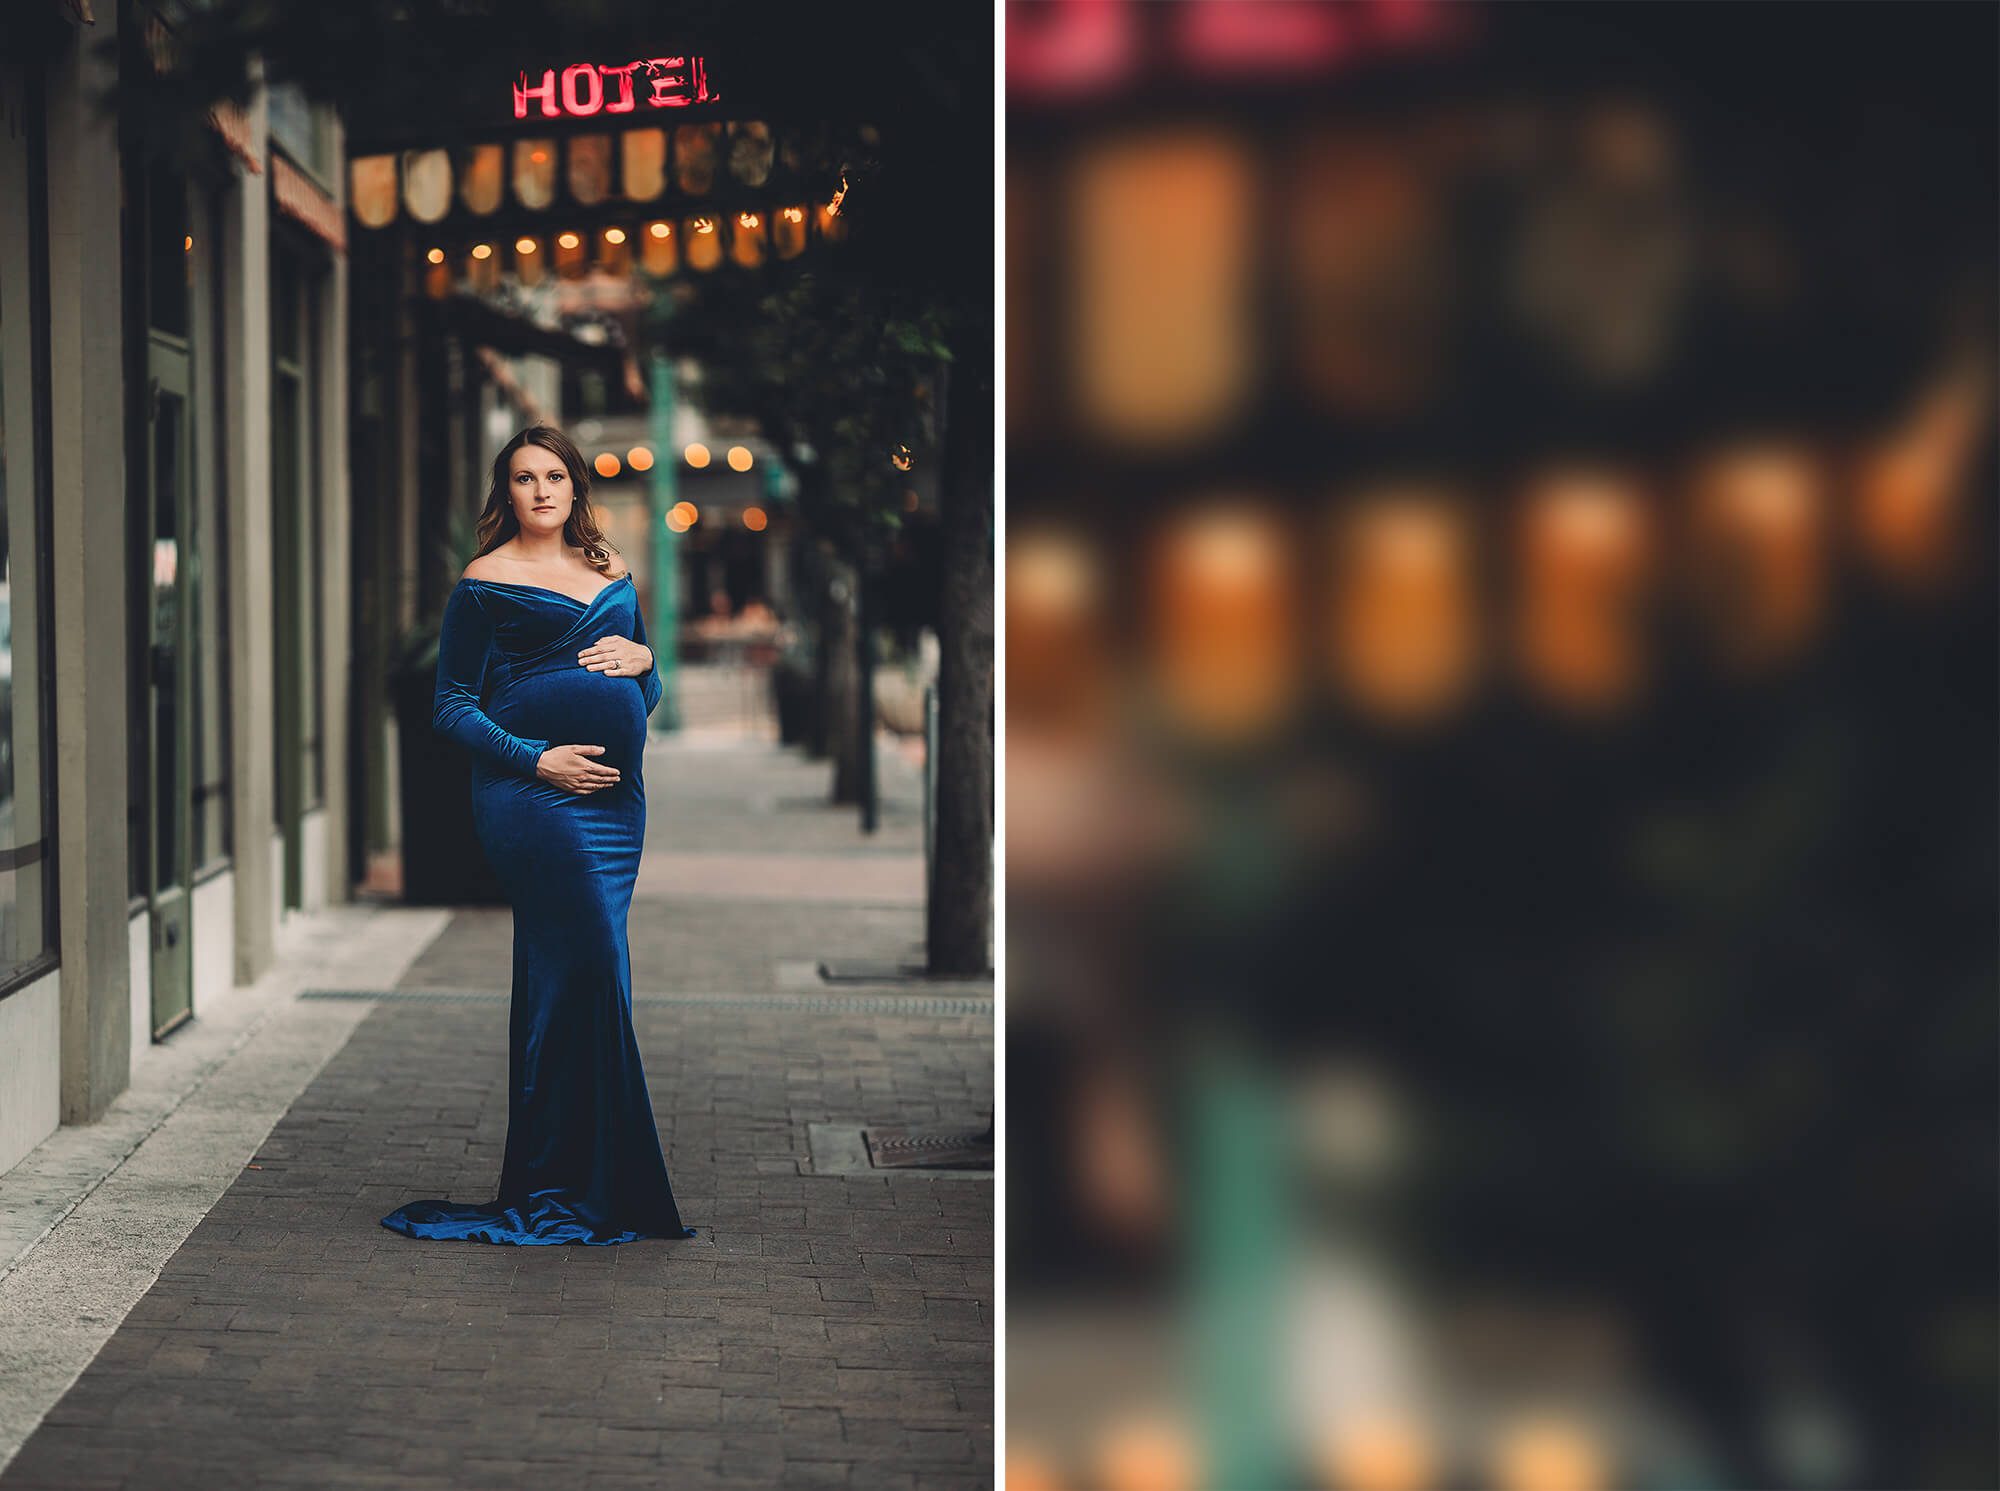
left=461, top=548, right=513, bottom=582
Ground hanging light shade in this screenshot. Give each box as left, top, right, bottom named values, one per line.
left=774, top=204, right=808, bottom=260
left=685, top=215, right=722, bottom=272
left=1328, top=487, right=1479, bottom=724
left=641, top=220, right=678, bottom=277
left=350, top=154, right=398, bottom=228
left=674, top=122, right=722, bottom=195
left=402, top=148, right=452, bottom=224
left=460, top=144, right=504, bottom=215
left=1148, top=502, right=1300, bottom=742
left=727, top=121, right=774, bottom=187
left=512, top=139, right=556, bottom=209
left=568, top=135, right=612, bottom=206
left=729, top=211, right=766, bottom=269
left=622, top=128, right=667, bottom=201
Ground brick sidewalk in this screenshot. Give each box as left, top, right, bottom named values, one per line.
left=0, top=735, right=993, bottom=1490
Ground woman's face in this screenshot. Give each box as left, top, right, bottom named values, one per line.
left=508, top=444, right=573, bottom=535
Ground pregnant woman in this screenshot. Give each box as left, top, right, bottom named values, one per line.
left=381, top=424, right=694, bottom=1246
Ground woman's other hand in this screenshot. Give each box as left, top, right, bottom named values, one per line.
left=536, top=744, right=621, bottom=794
left=578, top=635, right=653, bottom=676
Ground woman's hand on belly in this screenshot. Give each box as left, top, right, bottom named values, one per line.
left=535, top=743, right=622, bottom=794
left=578, top=634, right=653, bottom=676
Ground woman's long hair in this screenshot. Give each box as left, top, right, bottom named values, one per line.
left=472, top=424, right=622, bottom=575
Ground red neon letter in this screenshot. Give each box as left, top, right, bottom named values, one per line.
left=641, top=57, right=691, bottom=108
left=514, top=68, right=558, bottom=120
left=600, top=62, right=639, bottom=114
left=560, top=62, right=603, bottom=116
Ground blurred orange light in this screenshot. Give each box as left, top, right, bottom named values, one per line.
left=426, top=247, right=445, bottom=264
left=1149, top=503, right=1300, bottom=742
left=743, top=507, right=768, bottom=532
left=684, top=443, right=711, bottom=469
left=694, top=216, right=716, bottom=235
left=1330, top=489, right=1480, bottom=725
left=515, top=236, right=537, bottom=255
left=666, top=511, right=691, bottom=534
left=1094, top=1418, right=1199, bottom=1491
left=739, top=212, right=761, bottom=228
left=781, top=206, right=805, bottom=223
left=1514, top=466, right=1654, bottom=713
left=1687, top=441, right=1826, bottom=673
left=1490, top=1415, right=1609, bottom=1491
left=183, top=234, right=193, bottom=252
left=471, top=243, right=493, bottom=260
left=593, top=453, right=621, bottom=478
left=530, top=149, right=548, bottom=164
left=626, top=446, right=654, bottom=472
left=727, top=446, right=754, bottom=472
left=557, top=231, right=581, bottom=250
left=1852, top=363, right=1990, bottom=594
left=604, top=226, right=627, bottom=245
left=672, top=501, right=699, bottom=526
left=1319, top=1416, right=1438, bottom=1491
left=648, top=221, right=671, bottom=239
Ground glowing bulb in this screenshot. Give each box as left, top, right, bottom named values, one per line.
left=558, top=231, right=581, bottom=250
left=471, top=243, right=493, bottom=260
left=781, top=207, right=804, bottom=223
left=727, top=446, right=754, bottom=472
left=891, top=444, right=913, bottom=471
left=594, top=452, right=621, bottom=478
left=426, top=247, right=445, bottom=264
left=684, top=443, right=711, bottom=469
left=671, top=501, right=699, bottom=527
left=648, top=221, right=671, bottom=239
left=530, top=149, right=548, bottom=164
left=666, top=512, right=691, bottom=533
left=693, top=217, right=715, bottom=235
left=183, top=234, right=193, bottom=252
left=743, top=507, right=768, bottom=532
left=627, top=446, right=654, bottom=472
left=515, top=236, right=537, bottom=255
left=604, top=227, right=627, bottom=245
left=738, top=212, right=760, bottom=229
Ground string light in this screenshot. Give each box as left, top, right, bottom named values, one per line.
left=743, top=507, right=768, bottom=532
left=738, top=212, right=761, bottom=229
left=727, top=446, right=754, bottom=472
left=594, top=452, right=621, bottom=478
left=515, top=236, right=537, bottom=254
left=684, top=443, right=711, bottom=469
left=627, top=446, right=655, bottom=472
left=604, top=226, right=627, bottom=245
left=471, top=243, right=493, bottom=260
left=693, top=217, right=716, bottom=235
left=781, top=207, right=805, bottom=223
left=558, top=231, right=581, bottom=250
left=648, top=221, right=671, bottom=239
left=427, top=247, right=445, bottom=264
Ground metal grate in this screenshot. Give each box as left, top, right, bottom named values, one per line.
left=863, top=1125, right=994, bottom=1170
left=300, top=988, right=993, bottom=1018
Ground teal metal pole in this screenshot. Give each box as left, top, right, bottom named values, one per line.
left=648, top=346, right=681, bottom=733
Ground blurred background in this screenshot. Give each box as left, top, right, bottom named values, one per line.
left=1003, top=3, right=1996, bottom=1489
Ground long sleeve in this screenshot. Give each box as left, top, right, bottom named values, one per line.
left=433, top=583, right=551, bottom=778
left=631, top=586, right=665, bottom=719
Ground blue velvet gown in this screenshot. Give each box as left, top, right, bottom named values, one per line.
left=380, top=573, right=695, bottom=1246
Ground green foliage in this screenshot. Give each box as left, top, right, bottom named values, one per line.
left=656, top=259, right=959, bottom=554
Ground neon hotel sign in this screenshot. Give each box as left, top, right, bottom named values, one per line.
left=514, top=56, right=719, bottom=119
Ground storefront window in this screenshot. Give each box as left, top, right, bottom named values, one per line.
left=0, top=65, right=56, bottom=986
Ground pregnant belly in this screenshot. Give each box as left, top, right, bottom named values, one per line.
left=497, top=664, right=647, bottom=773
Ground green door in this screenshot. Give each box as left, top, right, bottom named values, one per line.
left=146, top=343, right=196, bottom=1039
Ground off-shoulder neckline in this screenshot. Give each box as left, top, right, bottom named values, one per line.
left=461, top=572, right=632, bottom=608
